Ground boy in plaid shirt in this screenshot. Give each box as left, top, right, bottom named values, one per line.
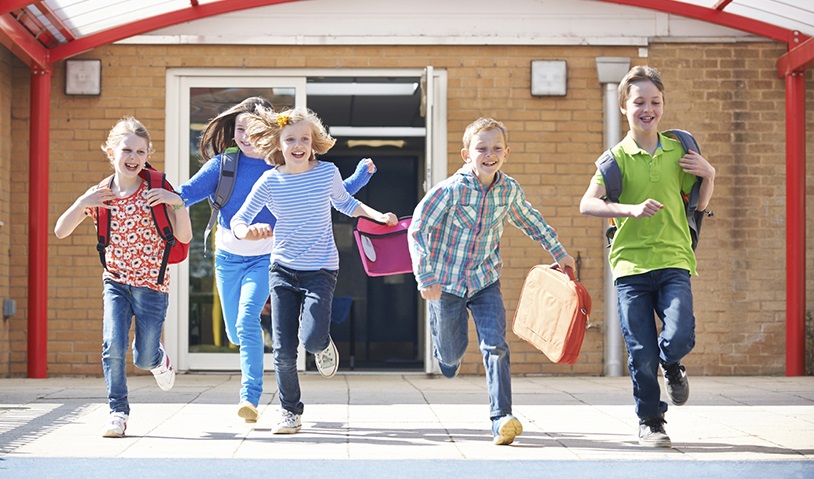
left=408, top=117, right=575, bottom=445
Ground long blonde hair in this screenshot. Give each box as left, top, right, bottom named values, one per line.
left=245, top=107, right=336, bottom=166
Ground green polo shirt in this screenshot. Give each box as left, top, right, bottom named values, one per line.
left=593, top=132, right=698, bottom=280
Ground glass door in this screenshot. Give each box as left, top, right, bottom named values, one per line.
left=165, top=72, right=306, bottom=371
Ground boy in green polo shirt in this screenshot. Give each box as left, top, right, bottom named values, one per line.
left=579, top=66, right=716, bottom=448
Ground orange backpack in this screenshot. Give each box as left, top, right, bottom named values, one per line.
left=512, top=264, right=592, bottom=364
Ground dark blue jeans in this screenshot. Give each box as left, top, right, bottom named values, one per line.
left=616, top=268, right=696, bottom=420
left=427, top=280, right=512, bottom=419
left=269, top=263, right=337, bottom=415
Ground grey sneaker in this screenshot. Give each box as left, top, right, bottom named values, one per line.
left=237, top=401, right=259, bottom=423
left=272, top=409, right=302, bottom=434
left=662, top=362, right=689, bottom=406
left=102, top=411, right=128, bottom=438
left=638, top=416, right=672, bottom=448
left=315, top=338, right=339, bottom=378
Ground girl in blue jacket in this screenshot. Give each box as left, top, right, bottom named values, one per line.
left=177, top=97, right=375, bottom=423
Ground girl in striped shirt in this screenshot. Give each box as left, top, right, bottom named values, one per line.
left=231, top=107, right=396, bottom=435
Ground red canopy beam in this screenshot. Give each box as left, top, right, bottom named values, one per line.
left=599, top=0, right=805, bottom=44
left=778, top=35, right=814, bottom=76
left=0, top=1, right=37, bottom=16
left=0, top=11, right=50, bottom=70
left=713, top=0, right=733, bottom=11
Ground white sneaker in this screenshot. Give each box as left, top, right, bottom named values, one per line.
left=314, top=338, right=339, bottom=378
left=102, top=412, right=128, bottom=438
left=150, top=342, right=175, bottom=392
left=237, top=401, right=259, bottom=423
left=271, top=409, right=302, bottom=434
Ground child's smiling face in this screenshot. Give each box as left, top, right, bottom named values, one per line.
left=234, top=113, right=259, bottom=158
left=280, top=121, right=313, bottom=171
left=462, top=128, right=510, bottom=187
left=621, top=80, right=664, bottom=137
left=109, top=133, right=149, bottom=180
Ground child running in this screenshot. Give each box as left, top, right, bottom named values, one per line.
left=230, top=107, right=396, bottom=434
left=54, top=117, right=192, bottom=437
left=579, top=66, right=715, bottom=447
left=177, top=97, right=376, bottom=423
left=408, top=117, right=575, bottom=445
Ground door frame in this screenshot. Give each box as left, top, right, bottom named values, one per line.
left=164, top=67, right=447, bottom=373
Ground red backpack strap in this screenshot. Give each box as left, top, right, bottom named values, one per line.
left=96, top=175, right=115, bottom=273
left=140, top=166, right=176, bottom=285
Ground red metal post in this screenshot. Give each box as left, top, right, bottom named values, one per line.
left=27, top=66, right=50, bottom=378
left=785, top=72, right=806, bottom=376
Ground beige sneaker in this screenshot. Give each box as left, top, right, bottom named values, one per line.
left=237, top=401, right=259, bottom=423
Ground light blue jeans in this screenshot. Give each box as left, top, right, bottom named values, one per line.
left=269, top=263, right=337, bottom=415
left=102, top=279, right=169, bottom=415
left=215, top=250, right=270, bottom=407
left=428, top=280, right=512, bottom=419
left=615, top=268, right=696, bottom=421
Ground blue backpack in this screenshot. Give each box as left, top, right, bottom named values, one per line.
left=596, top=129, right=712, bottom=250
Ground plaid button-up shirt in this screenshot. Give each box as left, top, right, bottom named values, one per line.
left=408, top=166, right=567, bottom=297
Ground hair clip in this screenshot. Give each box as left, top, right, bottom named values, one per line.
left=276, top=114, right=291, bottom=127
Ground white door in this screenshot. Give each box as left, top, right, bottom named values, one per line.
left=164, top=70, right=307, bottom=372
left=421, top=66, right=448, bottom=374
left=164, top=68, right=446, bottom=373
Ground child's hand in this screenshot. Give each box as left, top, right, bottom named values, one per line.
left=244, top=223, right=273, bottom=241
left=420, top=283, right=442, bottom=301
left=362, top=158, right=376, bottom=173
left=557, top=254, right=576, bottom=274
left=678, top=150, right=716, bottom=181
left=381, top=212, right=398, bottom=226
left=80, top=186, right=115, bottom=209
left=145, top=188, right=184, bottom=208
left=629, top=199, right=663, bottom=218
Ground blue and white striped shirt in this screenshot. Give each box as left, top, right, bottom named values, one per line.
left=231, top=161, right=360, bottom=271
left=408, top=166, right=567, bottom=297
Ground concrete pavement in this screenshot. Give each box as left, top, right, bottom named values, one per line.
left=1, top=373, right=813, bottom=478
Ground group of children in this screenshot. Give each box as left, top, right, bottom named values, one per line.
left=55, top=65, right=714, bottom=448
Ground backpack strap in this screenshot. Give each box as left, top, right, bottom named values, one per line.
left=595, top=149, right=622, bottom=203
left=140, top=164, right=176, bottom=285
left=664, top=129, right=709, bottom=250
left=595, top=150, right=622, bottom=246
left=96, top=175, right=115, bottom=274
left=204, top=147, right=239, bottom=255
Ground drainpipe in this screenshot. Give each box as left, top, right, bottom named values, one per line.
left=595, top=57, right=629, bottom=377
left=28, top=67, right=50, bottom=378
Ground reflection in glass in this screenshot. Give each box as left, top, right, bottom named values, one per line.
left=187, top=87, right=296, bottom=354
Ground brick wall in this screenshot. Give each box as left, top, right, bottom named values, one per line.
left=6, top=41, right=813, bottom=377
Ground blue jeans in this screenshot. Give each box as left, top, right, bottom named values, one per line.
left=102, top=279, right=169, bottom=415
left=269, top=263, right=337, bottom=415
left=428, top=280, right=512, bottom=419
left=616, top=268, right=696, bottom=420
left=215, top=250, right=270, bottom=407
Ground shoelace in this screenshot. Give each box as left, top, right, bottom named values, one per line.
left=317, top=350, right=334, bottom=368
